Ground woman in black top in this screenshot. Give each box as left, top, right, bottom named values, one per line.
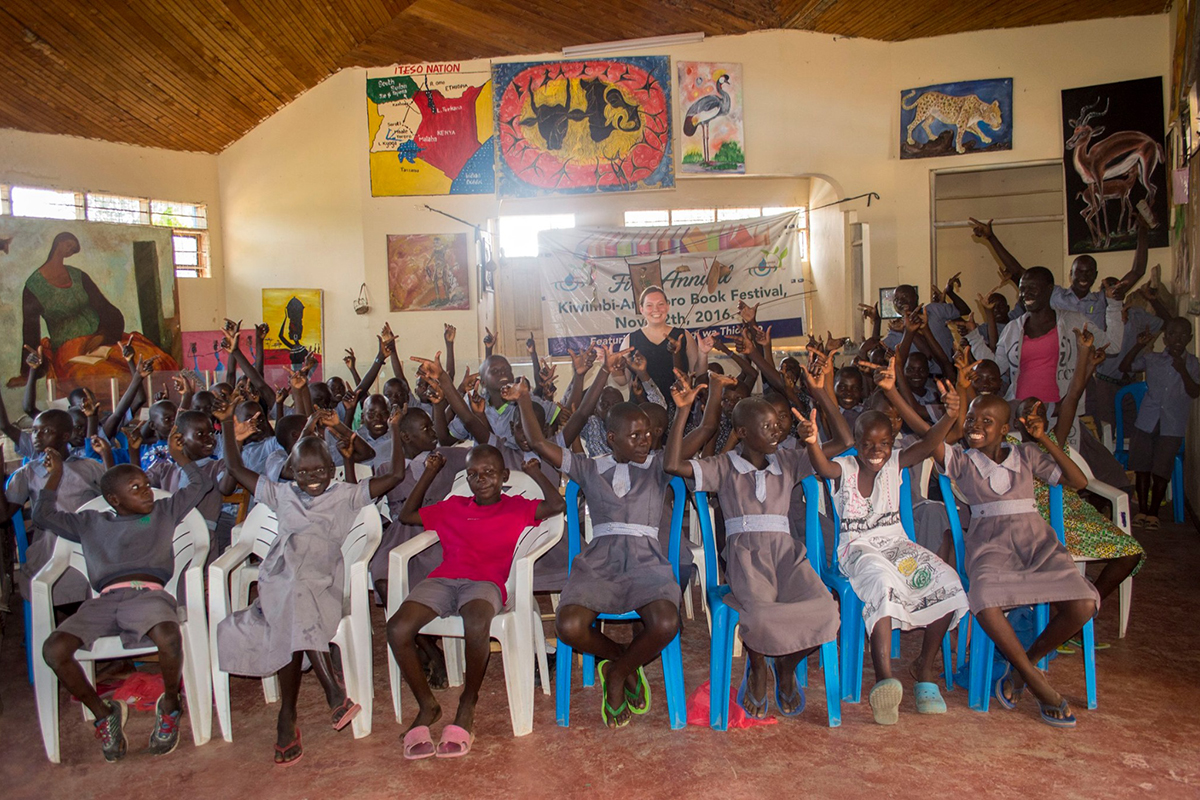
left=615, top=286, right=707, bottom=398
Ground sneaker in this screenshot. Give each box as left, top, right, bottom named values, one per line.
left=94, top=699, right=129, bottom=763
left=147, top=694, right=182, bottom=756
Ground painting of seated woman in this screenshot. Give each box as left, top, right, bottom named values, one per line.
left=0, top=220, right=181, bottom=398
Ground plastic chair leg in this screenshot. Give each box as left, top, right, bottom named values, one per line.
left=213, top=667, right=234, bottom=742
left=820, top=639, right=842, bottom=727
left=24, top=599, right=34, bottom=684
left=1082, top=619, right=1098, bottom=710
left=955, top=616, right=969, bottom=681
left=581, top=652, right=596, bottom=687
left=967, top=617, right=994, bottom=712
left=660, top=635, right=687, bottom=730
left=709, top=604, right=737, bottom=731
left=1118, top=577, right=1132, bottom=639
left=554, top=641, right=573, bottom=727
left=890, top=628, right=901, bottom=659
left=942, top=630, right=954, bottom=691
left=682, top=578, right=695, bottom=620
left=838, top=595, right=864, bottom=703
left=1173, top=456, right=1185, bottom=523
left=1034, top=603, right=1051, bottom=671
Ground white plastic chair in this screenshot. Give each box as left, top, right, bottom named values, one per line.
left=1067, top=448, right=1134, bottom=638
left=386, top=470, right=564, bottom=737
left=208, top=500, right=382, bottom=741
left=31, top=491, right=212, bottom=763
left=686, top=502, right=712, bottom=634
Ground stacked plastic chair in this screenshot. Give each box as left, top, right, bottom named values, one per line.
left=938, top=474, right=1097, bottom=711
left=697, top=475, right=841, bottom=729
left=1114, top=381, right=1185, bottom=523
left=821, top=465, right=954, bottom=703
left=555, top=476, right=687, bottom=729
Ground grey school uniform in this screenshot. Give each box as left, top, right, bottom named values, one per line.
left=241, top=437, right=283, bottom=474
left=216, top=478, right=374, bottom=677
left=1129, top=349, right=1200, bottom=479
left=33, top=463, right=214, bottom=648
left=938, top=443, right=1100, bottom=614
left=896, top=432, right=958, bottom=553
left=370, top=447, right=471, bottom=587
left=690, top=448, right=840, bottom=656
left=146, top=457, right=234, bottom=551
left=449, top=395, right=555, bottom=449
left=557, top=450, right=681, bottom=614
left=354, top=425, right=394, bottom=471
left=8, top=454, right=104, bottom=604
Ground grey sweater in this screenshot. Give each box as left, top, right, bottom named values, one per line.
left=33, top=462, right=214, bottom=592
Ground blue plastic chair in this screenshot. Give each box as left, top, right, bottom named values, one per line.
left=697, top=476, right=841, bottom=729
left=938, top=473, right=1097, bottom=711
left=554, top=477, right=688, bottom=729
left=10, top=504, right=34, bottom=683
left=822, top=465, right=954, bottom=702
left=1113, top=381, right=1185, bottom=523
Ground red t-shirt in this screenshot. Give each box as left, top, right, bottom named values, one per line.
left=1015, top=328, right=1061, bottom=403
left=420, top=494, right=540, bottom=604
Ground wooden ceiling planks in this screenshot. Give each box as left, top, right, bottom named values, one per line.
left=0, top=0, right=1173, bottom=153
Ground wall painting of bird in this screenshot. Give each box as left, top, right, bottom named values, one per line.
left=678, top=62, right=745, bottom=174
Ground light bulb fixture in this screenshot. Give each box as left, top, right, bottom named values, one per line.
left=561, top=32, right=704, bottom=59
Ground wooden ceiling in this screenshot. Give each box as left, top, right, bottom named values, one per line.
left=0, top=0, right=1170, bottom=153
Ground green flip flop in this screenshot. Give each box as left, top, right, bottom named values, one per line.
left=624, top=666, right=651, bottom=715
left=597, top=660, right=631, bottom=729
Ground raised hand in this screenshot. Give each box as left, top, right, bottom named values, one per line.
left=137, top=356, right=157, bottom=377
left=955, top=313, right=978, bottom=336
left=937, top=378, right=960, bottom=417
left=343, top=348, right=356, bottom=369
left=499, top=377, right=531, bottom=402
left=627, top=349, right=649, bottom=377
left=234, top=412, right=261, bottom=443
left=380, top=322, right=397, bottom=347
left=737, top=300, right=760, bottom=324
left=42, top=447, right=64, bottom=479
left=604, top=345, right=632, bottom=372
left=709, top=371, right=738, bottom=391
left=122, top=424, right=144, bottom=451
left=482, top=327, right=496, bottom=348
left=521, top=458, right=543, bottom=477
left=569, top=345, right=593, bottom=375
left=943, top=271, right=962, bottom=296
left=468, top=389, right=487, bottom=415
left=930, top=284, right=945, bottom=305
left=1019, top=400, right=1047, bottom=440
left=410, top=351, right=445, bottom=382
left=275, top=385, right=291, bottom=406
left=670, top=368, right=705, bottom=407
left=1090, top=344, right=1110, bottom=369
left=167, top=426, right=187, bottom=462
left=444, top=323, right=457, bottom=344
left=220, top=329, right=237, bottom=353
left=859, top=302, right=880, bottom=322
left=904, top=307, right=925, bottom=334
left=79, top=393, right=98, bottom=418
left=302, top=352, right=319, bottom=376
left=666, top=333, right=683, bottom=355
left=24, top=344, right=44, bottom=370
left=336, top=432, right=358, bottom=461
left=968, top=217, right=994, bottom=240
left=89, top=435, right=111, bottom=461
left=698, top=331, right=715, bottom=354
left=254, top=323, right=269, bottom=341
left=425, top=451, right=447, bottom=474
left=121, top=338, right=136, bottom=362
left=1073, top=324, right=1095, bottom=350
left=424, top=380, right=445, bottom=405
left=458, top=367, right=479, bottom=396
left=1136, top=329, right=1160, bottom=348
left=752, top=324, right=773, bottom=347
left=222, top=318, right=242, bottom=336
left=525, top=331, right=536, bottom=354
left=539, top=358, right=557, bottom=385
left=794, top=408, right=819, bottom=445
left=388, top=403, right=406, bottom=428
left=211, top=398, right=234, bottom=423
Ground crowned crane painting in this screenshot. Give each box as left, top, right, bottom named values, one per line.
left=678, top=62, right=745, bottom=173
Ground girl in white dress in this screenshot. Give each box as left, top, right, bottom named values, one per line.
left=806, top=365, right=968, bottom=725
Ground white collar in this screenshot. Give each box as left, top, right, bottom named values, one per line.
left=964, top=446, right=1022, bottom=494
left=595, top=454, right=653, bottom=498
left=595, top=454, right=655, bottom=474
left=727, top=450, right=780, bottom=502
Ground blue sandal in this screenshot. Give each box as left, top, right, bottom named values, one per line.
left=994, top=665, right=1023, bottom=711
left=1038, top=698, right=1077, bottom=729
left=914, top=682, right=947, bottom=714
left=768, top=658, right=805, bottom=717
left=736, top=659, right=770, bottom=720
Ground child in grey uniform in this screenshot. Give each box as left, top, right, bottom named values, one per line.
left=35, top=433, right=213, bottom=762
left=936, top=393, right=1098, bottom=729
left=214, top=402, right=406, bottom=765
left=668, top=378, right=850, bottom=722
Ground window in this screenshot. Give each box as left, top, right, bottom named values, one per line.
left=717, top=207, right=761, bottom=221
left=11, top=186, right=82, bottom=220
left=86, top=193, right=147, bottom=225
left=624, top=209, right=670, bottom=228
left=670, top=208, right=716, bottom=225
left=763, top=206, right=807, bottom=226
left=3, top=183, right=211, bottom=277
left=498, top=213, right=575, bottom=258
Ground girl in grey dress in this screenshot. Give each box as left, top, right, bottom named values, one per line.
left=667, top=365, right=853, bottom=721
left=215, top=402, right=407, bottom=765
left=509, top=350, right=722, bottom=730
left=936, top=393, right=1097, bottom=729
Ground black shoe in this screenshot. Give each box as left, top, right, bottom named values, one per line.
left=94, top=699, right=129, bottom=763
left=147, top=694, right=182, bottom=756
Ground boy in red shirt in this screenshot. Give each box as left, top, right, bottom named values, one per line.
left=387, top=444, right=564, bottom=759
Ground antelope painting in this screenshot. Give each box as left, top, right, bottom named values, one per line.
left=1065, top=96, right=1164, bottom=249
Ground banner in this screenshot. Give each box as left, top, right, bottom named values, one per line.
left=536, top=212, right=804, bottom=356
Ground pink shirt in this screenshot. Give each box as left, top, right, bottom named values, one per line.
left=1014, top=328, right=1061, bottom=403
left=420, top=494, right=540, bottom=603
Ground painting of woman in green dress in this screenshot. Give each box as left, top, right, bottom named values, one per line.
left=8, top=231, right=178, bottom=388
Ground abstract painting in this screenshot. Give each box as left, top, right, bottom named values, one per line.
left=261, top=289, right=324, bottom=374
left=366, top=63, right=495, bottom=196
left=493, top=57, right=674, bottom=198
left=678, top=62, right=745, bottom=173
left=900, top=78, right=1013, bottom=159
left=0, top=216, right=180, bottom=410
left=1062, top=77, right=1168, bottom=254
left=387, top=233, right=470, bottom=311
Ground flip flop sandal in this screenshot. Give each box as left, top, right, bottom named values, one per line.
left=768, top=658, right=805, bottom=717
left=993, top=665, right=1023, bottom=710
left=435, top=724, right=475, bottom=758
left=736, top=659, right=771, bottom=720
left=869, top=678, right=903, bottom=725
left=331, top=697, right=361, bottom=731
left=1038, top=698, right=1077, bottom=729
left=913, top=682, right=947, bottom=714
left=624, top=666, right=651, bottom=715
left=1145, top=517, right=1161, bottom=531
left=1067, top=638, right=1110, bottom=650
left=598, top=661, right=632, bottom=729
left=403, top=725, right=436, bottom=760
left=273, top=727, right=303, bottom=767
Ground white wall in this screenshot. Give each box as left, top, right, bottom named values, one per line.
left=218, top=16, right=1170, bottom=386
left=0, top=128, right=225, bottom=332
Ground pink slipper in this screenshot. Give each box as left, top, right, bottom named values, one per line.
left=331, top=697, right=361, bottom=731
left=403, top=725, right=435, bottom=760
left=435, top=724, right=474, bottom=758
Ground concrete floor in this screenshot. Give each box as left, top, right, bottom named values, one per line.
left=2, top=520, right=1198, bottom=800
